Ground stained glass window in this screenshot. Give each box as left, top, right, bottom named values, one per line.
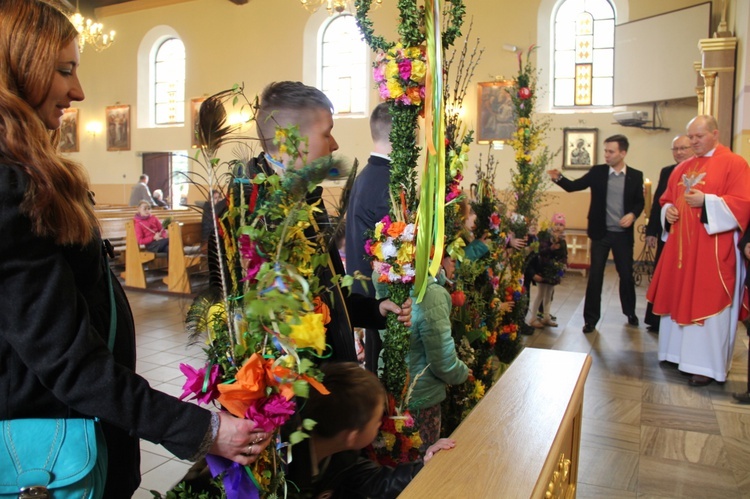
left=553, top=0, right=614, bottom=107
left=320, top=14, right=368, bottom=115
left=154, top=38, right=185, bottom=125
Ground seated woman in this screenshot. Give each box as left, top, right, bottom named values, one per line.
left=134, top=200, right=169, bottom=252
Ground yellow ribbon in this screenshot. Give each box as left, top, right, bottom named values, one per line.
left=414, top=0, right=446, bottom=303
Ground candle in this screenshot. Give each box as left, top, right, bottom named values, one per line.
left=644, top=178, right=652, bottom=220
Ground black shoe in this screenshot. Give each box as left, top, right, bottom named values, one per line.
left=582, top=323, right=595, bottom=333
left=646, top=325, right=659, bottom=333
left=627, top=315, right=639, bottom=326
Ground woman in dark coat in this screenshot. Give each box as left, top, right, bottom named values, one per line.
left=0, top=1, right=268, bottom=496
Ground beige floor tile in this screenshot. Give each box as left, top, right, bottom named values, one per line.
left=640, top=425, right=731, bottom=469
left=581, top=417, right=641, bottom=452
left=715, top=409, right=750, bottom=440
left=583, top=393, right=642, bottom=426
left=642, top=380, right=714, bottom=410
left=638, top=454, right=740, bottom=498
left=576, top=482, right=636, bottom=498
left=585, top=376, right=643, bottom=401
left=578, top=445, right=639, bottom=492
left=641, top=402, right=721, bottom=434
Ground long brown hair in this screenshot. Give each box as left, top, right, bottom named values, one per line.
left=0, top=0, right=98, bottom=245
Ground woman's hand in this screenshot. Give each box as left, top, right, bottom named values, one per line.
left=209, top=412, right=273, bottom=465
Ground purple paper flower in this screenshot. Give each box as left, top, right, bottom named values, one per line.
left=244, top=394, right=296, bottom=432
left=373, top=65, right=385, bottom=83
left=179, top=363, right=220, bottom=405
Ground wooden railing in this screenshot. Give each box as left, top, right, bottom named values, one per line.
left=400, top=348, right=591, bottom=499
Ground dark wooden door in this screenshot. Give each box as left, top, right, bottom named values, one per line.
left=142, top=152, right=171, bottom=201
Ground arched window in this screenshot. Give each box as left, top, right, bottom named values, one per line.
left=319, top=14, right=368, bottom=116
left=154, top=38, right=185, bottom=125
left=553, top=0, right=615, bottom=107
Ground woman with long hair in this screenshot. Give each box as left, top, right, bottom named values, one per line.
left=0, top=1, right=269, bottom=496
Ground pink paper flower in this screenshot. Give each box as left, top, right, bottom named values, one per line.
left=238, top=234, right=266, bottom=281
left=244, top=393, right=297, bottom=432
left=179, top=363, right=220, bottom=405
left=398, top=59, right=412, bottom=80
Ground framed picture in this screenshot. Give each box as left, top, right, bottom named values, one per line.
left=190, top=98, right=206, bottom=149
left=106, top=105, right=130, bottom=151
left=477, top=80, right=515, bottom=143
left=60, top=108, right=79, bottom=153
left=562, top=128, right=598, bottom=170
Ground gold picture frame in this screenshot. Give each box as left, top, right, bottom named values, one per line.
left=106, top=104, right=131, bottom=151
left=562, top=128, right=598, bottom=170
left=60, top=108, right=79, bottom=153
left=477, top=80, right=515, bottom=143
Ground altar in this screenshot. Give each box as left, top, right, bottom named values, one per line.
left=400, top=348, right=591, bottom=498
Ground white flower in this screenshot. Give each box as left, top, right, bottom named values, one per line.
left=381, top=238, right=398, bottom=259
left=400, top=224, right=416, bottom=242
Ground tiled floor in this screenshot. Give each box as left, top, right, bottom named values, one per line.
left=126, top=264, right=750, bottom=498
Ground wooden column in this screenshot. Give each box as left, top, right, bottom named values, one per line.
left=694, top=61, right=705, bottom=116
left=699, top=37, right=737, bottom=146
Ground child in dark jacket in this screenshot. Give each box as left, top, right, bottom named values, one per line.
left=526, top=213, right=568, bottom=328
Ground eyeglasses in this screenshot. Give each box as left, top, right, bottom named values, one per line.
left=671, top=147, right=691, bottom=151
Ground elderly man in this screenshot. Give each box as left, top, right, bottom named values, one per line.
left=643, top=135, right=693, bottom=331
left=647, top=115, right=750, bottom=386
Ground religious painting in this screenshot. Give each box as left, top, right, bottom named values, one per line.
left=60, top=108, right=79, bottom=153
left=190, top=97, right=206, bottom=149
left=476, top=80, right=515, bottom=144
left=562, top=128, right=598, bottom=170
left=106, top=105, right=131, bottom=152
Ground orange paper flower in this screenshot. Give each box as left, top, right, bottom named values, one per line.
left=217, top=354, right=272, bottom=417
left=312, top=297, right=331, bottom=325
left=386, top=221, right=406, bottom=238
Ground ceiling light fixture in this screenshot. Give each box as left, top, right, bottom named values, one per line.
left=69, top=1, right=115, bottom=52
left=300, top=0, right=382, bottom=15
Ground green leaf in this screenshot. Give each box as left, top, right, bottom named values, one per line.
left=289, top=430, right=309, bottom=445
left=302, top=418, right=317, bottom=431
left=293, top=379, right=310, bottom=398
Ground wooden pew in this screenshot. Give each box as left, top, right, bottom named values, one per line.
left=99, top=212, right=201, bottom=258
left=400, top=348, right=591, bottom=499
left=122, top=219, right=203, bottom=293
left=164, top=221, right=203, bottom=294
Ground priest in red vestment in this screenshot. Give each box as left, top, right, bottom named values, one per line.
left=647, top=115, right=750, bottom=386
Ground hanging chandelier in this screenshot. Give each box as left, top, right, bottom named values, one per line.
left=68, top=1, right=115, bottom=52
left=300, top=0, right=382, bottom=15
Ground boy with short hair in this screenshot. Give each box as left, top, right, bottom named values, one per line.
left=251, top=81, right=412, bottom=362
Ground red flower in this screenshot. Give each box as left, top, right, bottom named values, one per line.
left=518, top=87, right=532, bottom=100
left=451, top=290, right=466, bottom=307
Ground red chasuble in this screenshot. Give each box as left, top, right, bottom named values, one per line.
left=647, top=144, right=750, bottom=325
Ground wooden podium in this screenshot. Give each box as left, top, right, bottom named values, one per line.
left=400, top=348, right=591, bottom=498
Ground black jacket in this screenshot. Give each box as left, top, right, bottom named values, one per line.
left=345, top=155, right=391, bottom=297
left=645, top=163, right=677, bottom=238
left=0, top=163, right=211, bottom=497
left=285, top=438, right=423, bottom=499
left=556, top=163, right=645, bottom=242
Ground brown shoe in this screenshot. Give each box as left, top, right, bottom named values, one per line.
left=688, top=375, right=713, bottom=387
left=542, top=318, right=558, bottom=327
left=529, top=319, right=545, bottom=328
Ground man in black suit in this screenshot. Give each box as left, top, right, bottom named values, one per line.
left=345, top=102, right=393, bottom=371
left=548, top=134, right=645, bottom=333
left=643, top=135, right=693, bottom=331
